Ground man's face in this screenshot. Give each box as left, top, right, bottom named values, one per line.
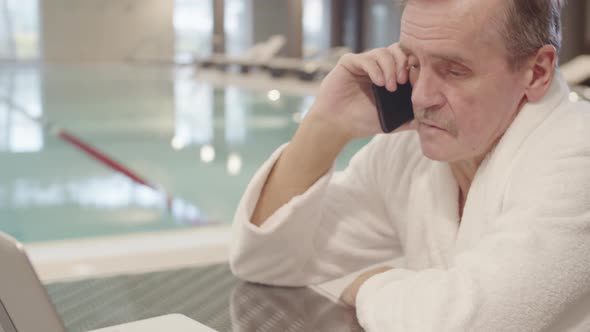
left=401, top=0, right=529, bottom=162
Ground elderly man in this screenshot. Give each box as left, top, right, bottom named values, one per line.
left=229, top=0, right=590, bottom=331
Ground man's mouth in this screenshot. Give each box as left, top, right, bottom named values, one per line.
left=419, top=120, right=446, bottom=131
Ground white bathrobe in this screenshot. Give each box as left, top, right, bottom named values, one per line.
left=229, top=74, right=590, bottom=332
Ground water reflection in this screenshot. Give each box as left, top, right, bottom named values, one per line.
left=0, top=64, right=333, bottom=242
left=0, top=104, right=43, bottom=152
left=226, top=152, right=242, bottom=176
left=224, top=86, right=248, bottom=147
left=7, top=174, right=210, bottom=225
left=0, top=66, right=43, bottom=153
left=200, top=144, right=215, bottom=163
left=173, top=79, right=214, bottom=149
left=267, top=89, right=281, bottom=102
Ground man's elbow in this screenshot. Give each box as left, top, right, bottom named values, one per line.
left=229, top=254, right=254, bottom=281
left=228, top=246, right=272, bottom=284
left=229, top=252, right=310, bottom=287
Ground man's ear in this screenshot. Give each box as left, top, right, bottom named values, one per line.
left=523, top=45, right=557, bottom=103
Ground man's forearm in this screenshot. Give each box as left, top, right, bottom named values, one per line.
left=251, top=108, right=351, bottom=227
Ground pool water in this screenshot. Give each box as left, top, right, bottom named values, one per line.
left=0, top=64, right=369, bottom=243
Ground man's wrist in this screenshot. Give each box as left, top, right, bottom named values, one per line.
left=304, top=102, right=355, bottom=146
left=341, top=266, right=393, bottom=307
left=295, top=110, right=352, bottom=160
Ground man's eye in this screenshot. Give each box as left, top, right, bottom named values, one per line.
left=448, top=70, right=464, bottom=77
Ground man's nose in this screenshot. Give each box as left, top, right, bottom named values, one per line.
left=411, top=70, right=445, bottom=112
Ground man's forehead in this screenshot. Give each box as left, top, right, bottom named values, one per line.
left=401, top=0, right=505, bottom=30
left=403, top=0, right=506, bottom=14
left=400, top=0, right=505, bottom=61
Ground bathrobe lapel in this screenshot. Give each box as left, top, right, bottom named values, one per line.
left=455, top=73, right=570, bottom=252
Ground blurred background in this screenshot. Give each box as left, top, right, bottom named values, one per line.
left=0, top=0, right=588, bottom=280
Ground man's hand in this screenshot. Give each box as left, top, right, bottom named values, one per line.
left=312, top=43, right=413, bottom=141
left=340, top=266, right=393, bottom=307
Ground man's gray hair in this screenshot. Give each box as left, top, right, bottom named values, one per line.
left=499, top=0, right=566, bottom=70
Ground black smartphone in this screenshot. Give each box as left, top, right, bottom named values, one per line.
left=371, top=82, right=414, bottom=133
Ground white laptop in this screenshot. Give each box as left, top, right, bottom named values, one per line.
left=0, top=231, right=217, bottom=332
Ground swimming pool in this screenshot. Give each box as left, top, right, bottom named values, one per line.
left=0, top=64, right=369, bottom=243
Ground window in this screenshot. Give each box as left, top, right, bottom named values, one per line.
left=303, top=0, right=331, bottom=58
left=174, top=0, right=213, bottom=62
left=0, top=0, right=39, bottom=60
left=0, top=66, right=43, bottom=153
left=224, top=0, right=252, bottom=56
left=365, top=0, right=401, bottom=49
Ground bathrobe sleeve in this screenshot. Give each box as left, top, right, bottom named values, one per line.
left=229, top=133, right=416, bottom=286
left=355, top=123, right=590, bottom=332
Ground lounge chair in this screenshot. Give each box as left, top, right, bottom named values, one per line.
left=265, top=46, right=351, bottom=81
left=197, top=35, right=286, bottom=72
left=561, top=54, right=590, bottom=86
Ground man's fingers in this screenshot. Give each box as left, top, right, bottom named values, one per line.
left=372, top=48, right=398, bottom=92
left=389, top=43, right=409, bottom=84
left=360, top=57, right=386, bottom=86
left=340, top=53, right=383, bottom=86
left=340, top=49, right=406, bottom=89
